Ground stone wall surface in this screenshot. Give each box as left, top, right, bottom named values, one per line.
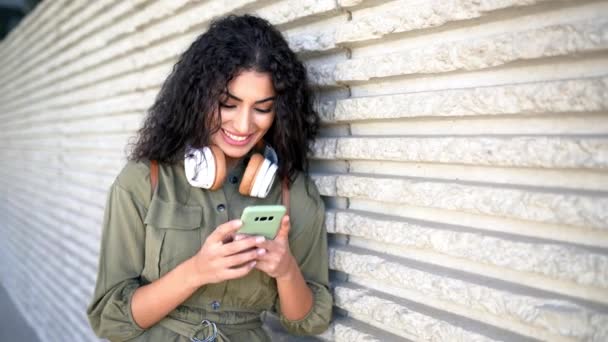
left=0, top=0, right=606, bottom=341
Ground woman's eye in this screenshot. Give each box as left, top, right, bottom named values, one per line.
left=255, top=108, right=272, bottom=113
left=219, top=103, right=236, bottom=109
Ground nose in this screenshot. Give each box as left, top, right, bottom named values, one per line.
left=234, top=106, right=251, bottom=134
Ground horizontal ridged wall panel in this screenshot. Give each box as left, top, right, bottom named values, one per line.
left=1, top=0, right=606, bottom=341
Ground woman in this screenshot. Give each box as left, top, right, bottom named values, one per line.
left=86, top=14, right=332, bottom=341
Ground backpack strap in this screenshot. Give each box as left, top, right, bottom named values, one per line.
left=150, top=160, right=159, bottom=194
left=281, top=178, right=290, bottom=213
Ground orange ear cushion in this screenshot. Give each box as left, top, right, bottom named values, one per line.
left=209, top=145, right=226, bottom=191
left=239, top=153, right=264, bottom=196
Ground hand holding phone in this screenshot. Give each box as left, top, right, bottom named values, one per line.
left=238, top=205, right=286, bottom=240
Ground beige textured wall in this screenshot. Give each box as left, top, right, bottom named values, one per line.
left=0, top=0, right=607, bottom=341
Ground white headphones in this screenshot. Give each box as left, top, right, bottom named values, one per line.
left=184, top=143, right=279, bottom=198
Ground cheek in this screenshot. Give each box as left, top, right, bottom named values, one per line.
left=257, top=114, right=275, bottom=132
left=218, top=109, right=235, bottom=123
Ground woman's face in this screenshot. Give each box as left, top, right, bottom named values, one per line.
left=211, top=70, right=276, bottom=163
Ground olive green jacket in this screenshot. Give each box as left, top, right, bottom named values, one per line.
left=86, top=159, right=332, bottom=341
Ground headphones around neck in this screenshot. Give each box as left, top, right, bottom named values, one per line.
left=184, top=142, right=279, bottom=198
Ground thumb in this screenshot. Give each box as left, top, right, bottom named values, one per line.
left=275, top=215, right=290, bottom=241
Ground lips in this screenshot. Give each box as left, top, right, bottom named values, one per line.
left=221, top=129, right=253, bottom=146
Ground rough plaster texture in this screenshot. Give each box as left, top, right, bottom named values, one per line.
left=330, top=248, right=608, bottom=341
left=333, top=285, right=494, bottom=341
left=313, top=136, right=608, bottom=168
left=322, top=77, right=608, bottom=121
left=317, top=174, right=608, bottom=230
left=334, top=19, right=608, bottom=82
left=1, top=0, right=607, bottom=341
left=328, top=210, right=608, bottom=289
left=335, top=0, right=556, bottom=44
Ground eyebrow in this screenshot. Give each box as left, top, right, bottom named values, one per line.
left=225, top=91, right=276, bottom=104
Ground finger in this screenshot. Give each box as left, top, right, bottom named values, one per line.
left=222, top=233, right=235, bottom=244
left=254, top=260, right=276, bottom=276
left=208, top=220, right=242, bottom=243
left=221, top=235, right=266, bottom=256
left=275, top=216, right=290, bottom=241
left=255, top=239, right=278, bottom=253
left=233, top=234, right=248, bottom=241
left=223, top=261, right=257, bottom=280
left=253, top=251, right=272, bottom=262
left=222, top=248, right=262, bottom=268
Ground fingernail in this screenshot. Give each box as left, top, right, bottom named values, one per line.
left=250, top=261, right=257, bottom=268
left=257, top=248, right=266, bottom=255
left=255, top=236, right=265, bottom=243
left=235, top=220, right=243, bottom=227
left=234, top=235, right=244, bottom=241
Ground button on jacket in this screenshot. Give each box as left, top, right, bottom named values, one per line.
left=86, top=159, right=332, bottom=341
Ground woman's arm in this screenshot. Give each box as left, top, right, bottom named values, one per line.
left=87, top=176, right=149, bottom=341
left=131, top=220, right=263, bottom=329
left=258, top=174, right=333, bottom=335
left=129, top=257, right=200, bottom=329
left=87, top=162, right=264, bottom=339
left=253, top=216, right=314, bottom=320
left=275, top=252, right=314, bottom=320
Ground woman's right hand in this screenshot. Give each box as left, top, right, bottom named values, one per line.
left=188, top=219, right=265, bottom=287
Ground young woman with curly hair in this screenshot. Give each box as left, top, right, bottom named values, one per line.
left=87, top=14, right=332, bottom=342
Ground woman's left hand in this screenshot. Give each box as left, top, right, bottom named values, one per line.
left=245, top=215, right=296, bottom=280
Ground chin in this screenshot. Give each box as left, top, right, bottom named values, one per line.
left=220, top=143, right=255, bottom=158
left=223, top=150, right=249, bottom=159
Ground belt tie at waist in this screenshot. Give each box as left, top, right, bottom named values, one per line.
left=190, top=320, right=219, bottom=342
left=158, top=316, right=263, bottom=342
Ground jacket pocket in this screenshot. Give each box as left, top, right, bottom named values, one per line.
left=144, top=197, right=204, bottom=277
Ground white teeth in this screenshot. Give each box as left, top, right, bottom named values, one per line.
left=224, top=130, right=248, bottom=141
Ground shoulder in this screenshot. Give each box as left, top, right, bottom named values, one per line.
left=287, top=171, right=325, bottom=238
left=112, top=160, right=153, bottom=205
left=288, top=171, right=322, bottom=206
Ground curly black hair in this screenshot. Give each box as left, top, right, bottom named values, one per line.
left=129, top=14, right=320, bottom=184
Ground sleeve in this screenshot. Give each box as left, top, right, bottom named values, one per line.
left=273, top=176, right=333, bottom=335
left=86, top=163, right=150, bottom=341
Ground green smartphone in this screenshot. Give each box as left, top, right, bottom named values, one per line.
left=238, top=205, right=287, bottom=240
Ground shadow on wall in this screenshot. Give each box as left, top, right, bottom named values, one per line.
left=0, top=283, right=39, bottom=341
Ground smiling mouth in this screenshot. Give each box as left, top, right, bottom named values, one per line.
left=223, top=129, right=250, bottom=141
left=221, top=129, right=255, bottom=146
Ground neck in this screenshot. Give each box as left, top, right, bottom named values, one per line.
left=225, top=156, right=240, bottom=172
